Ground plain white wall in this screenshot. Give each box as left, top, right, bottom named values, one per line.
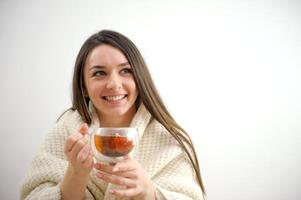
left=0, top=0, right=300, bottom=199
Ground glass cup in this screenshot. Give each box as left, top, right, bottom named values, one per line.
left=90, top=127, right=139, bottom=164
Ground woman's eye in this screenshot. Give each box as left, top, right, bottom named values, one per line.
left=93, top=71, right=106, bottom=77
left=121, top=68, right=132, bottom=74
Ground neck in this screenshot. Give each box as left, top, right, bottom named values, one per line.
left=97, top=107, right=136, bottom=127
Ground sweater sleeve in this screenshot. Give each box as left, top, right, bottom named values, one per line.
left=20, top=111, right=96, bottom=200
left=23, top=182, right=61, bottom=200
left=152, top=152, right=205, bottom=200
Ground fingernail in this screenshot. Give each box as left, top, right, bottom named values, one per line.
left=97, top=173, right=103, bottom=178
left=79, top=123, right=89, bottom=134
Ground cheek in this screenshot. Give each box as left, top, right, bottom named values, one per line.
left=129, top=81, right=138, bottom=95
left=87, top=82, right=104, bottom=97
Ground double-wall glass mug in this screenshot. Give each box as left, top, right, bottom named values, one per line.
left=90, top=127, right=139, bottom=164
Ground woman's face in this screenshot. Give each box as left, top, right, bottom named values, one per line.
left=84, top=44, right=138, bottom=120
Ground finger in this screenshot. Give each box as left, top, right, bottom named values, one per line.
left=94, top=163, right=114, bottom=173
left=77, top=143, right=91, bottom=162
left=82, top=150, right=94, bottom=168
left=79, top=123, right=89, bottom=136
left=70, top=137, right=88, bottom=161
left=112, top=159, right=136, bottom=173
left=94, top=163, right=137, bottom=178
left=64, top=133, right=84, bottom=153
left=110, top=187, right=139, bottom=197
left=112, top=170, right=138, bottom=179
left=96, top=172, right=136, bottom=188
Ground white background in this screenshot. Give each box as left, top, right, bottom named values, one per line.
left=0, top=0, right=300, bottom=199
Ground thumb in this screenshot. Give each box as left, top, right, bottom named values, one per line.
left=79, top=123, right=89, bottom=135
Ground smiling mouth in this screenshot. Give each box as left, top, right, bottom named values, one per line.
left=102, top=95, right=127, bottom=101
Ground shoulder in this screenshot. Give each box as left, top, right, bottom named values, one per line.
left=147, top=119, right=177, bottom=143
left=39, top=109, right=84, bottom=156
left=141, top=119, right=181, bottom=154
left=45, top=109, right=83, bottom=140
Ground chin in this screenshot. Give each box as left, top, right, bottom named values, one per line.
left=104, top=107, right=131, bottom=116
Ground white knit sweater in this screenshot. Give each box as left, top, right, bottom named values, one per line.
left=20, top=105, right=204, bottom=200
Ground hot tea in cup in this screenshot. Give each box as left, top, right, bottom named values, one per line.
left=90, top=128, right=138, bottom=163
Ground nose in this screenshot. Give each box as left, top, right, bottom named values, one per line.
left=106, top=73, right=122, bottom=90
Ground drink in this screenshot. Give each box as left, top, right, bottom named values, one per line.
left=94, top=135, right=134, bottom=157
left=90, top=127, right=138, bottom=163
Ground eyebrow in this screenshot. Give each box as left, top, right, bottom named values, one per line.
left=89, top=62, right=130, bottom=71
left=118, top=62, right=130, bottom=67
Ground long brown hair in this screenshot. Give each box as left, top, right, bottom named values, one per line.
left=71, top=30, right=206, bottom=195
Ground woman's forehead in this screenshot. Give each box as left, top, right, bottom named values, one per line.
left=86, top=44, right=129, bottom=68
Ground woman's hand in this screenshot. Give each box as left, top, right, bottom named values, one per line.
left=61, top=123, right=94, bottom=200
left=64, top=123, right=93, bottom=175
left=94, top=157, right=156, bottom=200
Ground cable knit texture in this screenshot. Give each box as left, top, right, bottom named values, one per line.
left=20, top=105, right=204, bottom=200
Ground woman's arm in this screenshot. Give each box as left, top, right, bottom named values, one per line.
left=60, top=164, right=91, bottom=200
left=20, top=112, right=96, bottom=200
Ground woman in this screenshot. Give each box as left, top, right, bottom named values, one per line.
left=20, top=30, right=206, bottom=200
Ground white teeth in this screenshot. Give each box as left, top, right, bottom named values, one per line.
left=104, top=95, right=126, bottom=101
